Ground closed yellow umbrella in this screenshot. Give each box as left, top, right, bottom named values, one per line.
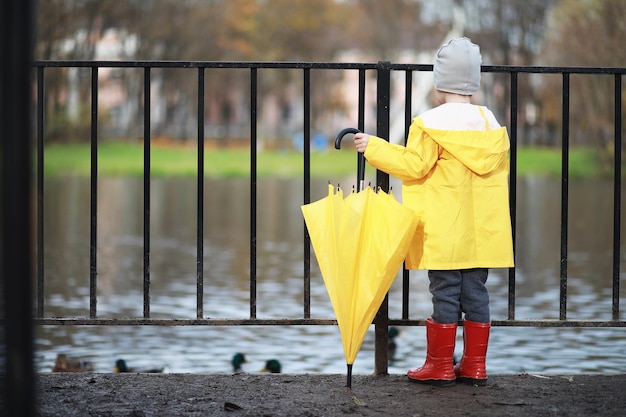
left=301, top=128, right=419, bottom=389
left=301, top=183, right=362, bottom=339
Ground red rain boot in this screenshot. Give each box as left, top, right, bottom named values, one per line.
left=454, top=319, right=490, bottom=386
left=407, top=318, right=457, bottom=386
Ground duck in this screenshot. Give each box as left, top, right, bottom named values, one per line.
left=113, top=358, right=165, bottom=373
left=261, top=359, right=281, bottom=373
left=52, top=353, right=95, bottom=372
left=231, top=352, right=248, bottom=373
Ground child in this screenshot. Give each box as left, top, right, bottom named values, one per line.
left=353, top=37, right=514, bottom=386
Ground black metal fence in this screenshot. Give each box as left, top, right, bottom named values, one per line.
left=31, top=60, right=625, bottom=374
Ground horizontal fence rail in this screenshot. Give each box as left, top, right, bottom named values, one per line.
left=32, top=61, right=625, bottom=374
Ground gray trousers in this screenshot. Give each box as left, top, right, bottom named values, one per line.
left=428, top=268, right=490, bottom=324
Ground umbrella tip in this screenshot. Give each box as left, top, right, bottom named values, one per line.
left=346, top=363, right=353, bottom=390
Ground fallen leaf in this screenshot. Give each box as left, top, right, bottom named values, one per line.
left=352, top=396, right=366, bottom=406
left=224, top=401, right=243, bottom=411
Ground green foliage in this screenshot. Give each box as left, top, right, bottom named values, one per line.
left=42, top=142, right=610, bottom=179
left=42, top=141, right=368, bottom=178
left=515, top=146, right=609, bottom=179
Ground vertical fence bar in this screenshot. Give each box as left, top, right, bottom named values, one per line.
left=560, top=73, right=570, bottom=321
left=143, top=67, right=151, bottom=318
left=403, top=70, right=413, bottom=139
left=354, top=69, right=366, bottom=189
left=303, top=67, right=311, bottom=318
left=358, top=69, right=366, bottom=131
left=89, top=67, right=98, bottom=318
left=197, top=67, right=205, bottom=318
left=374, top=61, right=392, bottom=375
left=250, top=68, right=258, bottom=319
left=508, top=71, right=519, bottom=320
left=402, top=69, right=413, bottom=320
left=37, top=67, right=45, bottom=318
left=375, top=62, right=391, bottom=193
left=612, top=73, right=622, bottom=320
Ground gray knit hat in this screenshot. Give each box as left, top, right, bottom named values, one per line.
left=433, top=37, right=482, bottom=95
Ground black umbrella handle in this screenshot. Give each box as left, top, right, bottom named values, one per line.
left=335, top=127, right=365, bottom=192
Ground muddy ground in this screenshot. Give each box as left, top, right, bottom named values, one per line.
left=32, top=372, right=625, bottom=416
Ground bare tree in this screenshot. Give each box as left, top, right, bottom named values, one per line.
left=341, top=0, right=425, bottom=60
left=38, top=0, right=594, bottom=147
left=536, top=0, right=626, bottom=170
left=35, top=0, right=144, bottom=141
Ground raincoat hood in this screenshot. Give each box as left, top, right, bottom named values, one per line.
left=420, top=126, right=509, bottom=175
left=417, top=104, right=510, bottom=176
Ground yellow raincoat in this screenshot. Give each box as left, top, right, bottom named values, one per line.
left=364, top=103, right=514, bottom=270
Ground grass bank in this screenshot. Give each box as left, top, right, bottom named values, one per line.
left=42, top=141, right=607, bottom=179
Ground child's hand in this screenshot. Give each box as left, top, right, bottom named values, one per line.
left=353, top=133, right=370, bottom=153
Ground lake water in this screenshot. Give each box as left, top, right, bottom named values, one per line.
left=35, top=175, right=626, bottom=375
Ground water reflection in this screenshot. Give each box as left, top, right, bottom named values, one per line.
left=36, top=176, right=626, bottom=374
